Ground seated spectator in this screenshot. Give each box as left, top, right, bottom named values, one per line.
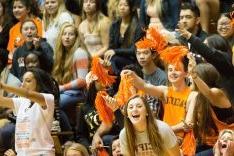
left=0, top=0, right=15, bottom=49
left=217, top=13, right=234, bottom=65
left=52, top=23, right=89, bottom=130
left=119, top=95, right=180, bottom=155
left=43, top=0, right=74, bottom=50
left=111, top=136, right=122, bottom=156
left=104, top=0, right=144, bottom=76
left=0, top=49, right=21, bottom=154
left=79, top=0, right=111, bottom=57
left=7, top=0, right=42, bottom=61
left=64, top=142, right=89, bottom=156
left=213, top=129, right=234, bottom=156
left=11, top=19, right=53, bottom=80
left=178, top=2, right=207, bottom=54
left=76, top=57, right=119, bottom=151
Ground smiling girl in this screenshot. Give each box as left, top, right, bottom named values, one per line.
left=120, top=95, right=180, bottom=156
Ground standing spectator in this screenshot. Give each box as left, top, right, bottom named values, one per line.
left=140, top=0, right=180, bottom=31
left=0, top=68, right=59, bottom=155
left=43, top=0, right=74, bottom=50
left=79, top=0, right=111, bottom=57
left=195, top=0, right=220, bottom=33
left=7, top=0, right=42, bottom=61
left=188, top=55, right=234, bottom=155
left=119, top=95, right=180, bottom=155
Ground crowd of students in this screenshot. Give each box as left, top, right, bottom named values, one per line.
left=0, top=0, right=233, bottom=155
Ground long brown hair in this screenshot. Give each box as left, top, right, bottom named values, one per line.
left=52, top=23, right=79, bottom=84
left=193, top=63, right=221, bottom=143
left=123, top=95, right=165, bottom=156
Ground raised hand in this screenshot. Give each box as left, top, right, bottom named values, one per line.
left=187, top=53, right=197, bottom=79
left=176, top=22, right=192, bottom=40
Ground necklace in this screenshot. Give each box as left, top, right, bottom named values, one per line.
left=88, top=21, right=96, bottom=33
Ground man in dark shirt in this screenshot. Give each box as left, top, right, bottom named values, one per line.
left=178, top=2, right=207, bottom=54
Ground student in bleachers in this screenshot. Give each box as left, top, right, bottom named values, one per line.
left=121, top=48, right=198, bottom=152
left=217, top=13, right=234, bottom=64
left=7, top=0, right=42, bottom=61
left=119, top=95, right=180, bottom=156
left=140, top=0, right=180, bottom=31
left=213, top=129, right=234, bottom=156
left=195, top=0, right=220, bottom=33
left=111, top=136, right=121, bottom=156
left=135, top=44, right=167, bottom=119
left=43, top=0, right=74, bottom=50
left=188, top=54, right=234, bottom=155
left=177, top=24, right=234, bottom=105
left=52, top=23, right=89, bottom=130
left=0, top=0, right=15, bottom=49
left=0, top=49, right=21, bottom=154
left=11, top=19, right=53, bottom=80
left=63, top=142, right=89, bottom=156
left=104, top=0, right=144, bottom=76
left=0, top=68, right=59, bottom=155
left=79, top=0, right=111, bottom=57
left=178, top=2, right=207, bottom=54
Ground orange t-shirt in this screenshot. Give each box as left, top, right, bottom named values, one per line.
left=7, top=17, right=43, bottom=62
left=163, top=86, right=191, bottom=137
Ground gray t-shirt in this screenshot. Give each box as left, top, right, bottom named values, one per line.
left=144, top=68, right=167, bottom=118
left=120, top=120, right=177, bottom=156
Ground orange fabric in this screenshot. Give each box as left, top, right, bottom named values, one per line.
left=7, top=17, right=43, bottom=63
left=230, top=11, right=234, bottom=26
left=202, top=108, right=234, bottom=146
left=115, top=75, right=144, bottom=107
left=163, top=86, right=191, bottom=137
left=97, top=148, right=109, bottom=156
left=91, top=57, right=116, bottom=87
left=159, top=46, right=188, bottom=70
left=7, top=17, right=43, bottom=52
left=181, top=130, right=196, bottom=156
left=135, top=27, right=167, bottom=53
left=95, top=91, right=115, bottom=125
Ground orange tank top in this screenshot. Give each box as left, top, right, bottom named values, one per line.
left=163, top=86, right=191, bottom=137
left=203, top=107, right=234, bottom=146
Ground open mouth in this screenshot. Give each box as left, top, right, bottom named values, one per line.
left=222, top=143, right=227, bottom=148
left=132, top=114, right=140, bottom=119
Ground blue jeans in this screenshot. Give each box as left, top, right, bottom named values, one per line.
left=59, top=90, right=85, bottom=129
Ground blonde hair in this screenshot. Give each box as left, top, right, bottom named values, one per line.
left=52, top=23, right=79, bottom=84
left=219, top=129, right=234, bottom=140
left=146, top=0, right=162, bottom=17
left=64, top=143, right=89, bottom=156
left=108, top=0, right=119, bottom=21
left=43, top=0, right=67, bottom=31
left=123, top=95, right=166, bottom=156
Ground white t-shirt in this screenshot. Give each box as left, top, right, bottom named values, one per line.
left=13, top=93, right=55, bottom=156
left=44, top=11, right=73, bottom=50
left=120, top=119, right=177, bottom=156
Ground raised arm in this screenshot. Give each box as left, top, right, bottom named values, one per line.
left=188, top=54, right=232, bottom=108
left=121, top=70, right=167, bottom=100
left=1, top=82, right=47, bottom=109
